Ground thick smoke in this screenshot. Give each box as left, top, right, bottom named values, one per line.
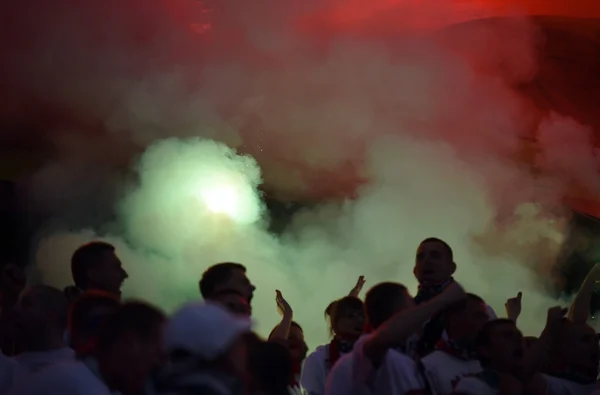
left=6, top=0, right=596, bottom=346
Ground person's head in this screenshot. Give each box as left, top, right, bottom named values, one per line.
left=328, top=296, right=364, bottom=340
left=287, top=322, right=308, bottom=363
left=95, top=301, right=166, bottom=395
left=364, top=282, right=414, bottom=331
left=71, top=242, right=128, bottom=296
left=414, top=238, right=456, bottom=286
left=248, top=340, right=293, bottom=395
left=0, top=264, right=26, bottom=309
left=444, top=293, right=488, bottom=343
left=210, top=290, right=252, bottom=317
left=551, top=319, right=599, bottom=378
left=476, top=319, right=524, bottom=376
left=14, top=285, right=68, bottom=350
left=68, top=290, right=121, bottom=355
left=165, top=302, right=253, bottom=380
left=199, top=262, right=255, bottom=305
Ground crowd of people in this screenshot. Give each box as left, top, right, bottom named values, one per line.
left=0, top=237, right=599, bottom=394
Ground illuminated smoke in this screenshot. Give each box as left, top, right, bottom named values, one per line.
left=13, top=0, right=592, bottom=345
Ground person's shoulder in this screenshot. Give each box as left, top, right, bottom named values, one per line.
left=306, top=344, right=329, bottom=361
left=421, top=349, right=444, bottom=363
left=453, top=375, right=496, bottom=395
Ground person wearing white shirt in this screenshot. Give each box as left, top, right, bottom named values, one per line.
left=421, top=293, right=489, bottom=395
left=326, top=280, right=466, bottom=395
left=4, top=285, right=74, bottom=393
left=543, top=319, right=599, bottom=395
left=302, top=295, right=365, bottom=395
left=18, top=301, right=165, bottom=395
left=410, top=238, right=497, bottom=358
left=453, top=318, right=549, bottom=395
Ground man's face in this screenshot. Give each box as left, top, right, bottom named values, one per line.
left=414, top=241, right=455, bottom=285
left=88, top=251, right=128, bottom=296
left=216, top=269, right=255, bottom=303
left=287, top=325, right=308, bottom=363
left=559, top=324, right=600, bottom=375
left=334, top=306, right=365, bottom=339
left=481, top=323, right=525, bottom=373
left=447, top=299, right=489, bottom=341
left=212, top=292, right=252, bottom=317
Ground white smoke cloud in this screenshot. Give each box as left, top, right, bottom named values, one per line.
left=11, top=0, right=591, bottom=347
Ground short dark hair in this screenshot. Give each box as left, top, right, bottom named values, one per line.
left=199, top=262, right=246, bottom=299
left=268, top=321, right=303, bottom=340
left=95, top=301, right=165, bottom=352
left=71, top=242, right=116, bottom=289
left=22, top=285, right=69, bottom=330
left=248, top=340, right=293, bottom=394
left=327, top=296, right=363, bottom=334
left=444, top=293, right=484, bottom=320
left=69, top=290, right=121, bottom=339
left=364, top=282, right=408, bottom=330
left=476, top=318, right=515, bottom=349
left=420, top=238, right=453, bottom=261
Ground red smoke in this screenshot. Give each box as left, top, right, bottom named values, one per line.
left=1, top=0, right=600, bottom=215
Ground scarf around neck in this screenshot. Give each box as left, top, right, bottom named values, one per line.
left=413, top=277, right=454, bottom=357
left=414, top=277, right=454, bottom=305
left=327, top=337, right=355, bottom=370
left=435, top=337, right=478, bottom=361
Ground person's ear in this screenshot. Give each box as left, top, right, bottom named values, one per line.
left=450, top=261, right=457, bottom=275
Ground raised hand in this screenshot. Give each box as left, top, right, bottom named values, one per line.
left=349, top=275, right=366, bottom=297
left=276, top=290, right=293, bottom=318
left=505, top=292, right=522, bottom=323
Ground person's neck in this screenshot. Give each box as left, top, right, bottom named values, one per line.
left=25, top=331, right=67, bottom=352
left=334, top=334, right=359, bottom=343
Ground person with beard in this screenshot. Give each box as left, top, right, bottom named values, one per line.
left=411, top=238, right=496, bottom=357
left=1, top=286, right=73, bottom=394
left=158, top=302, right=252, bottom=395
left=325, top=281, right=466, bottom=395
left=269, top=290, right=308, bottom=394
left=20, top=301, right=165, bottom=395
left=421, top=294, right=489, bottom=395
left=543, top=319, right=600, bottom=395
left=199, top=262, right=256, bottom=314
left=63, top=242, right=128, bottom=302
left=301, top=296, right=365, bottom=395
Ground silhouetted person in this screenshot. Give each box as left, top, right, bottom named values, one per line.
left=199, top=262, right=255, bottom=314
left=20, top=301, right=165, bottom=395
left=64, top=242, right=128, bottom=302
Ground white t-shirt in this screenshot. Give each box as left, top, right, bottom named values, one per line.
left=301, top=345, right=329, bottom=395
left=325, top=335, right=426, bottom=395
left=405, top=305, right=497, bottom=357
left=8, top=347, right=75, bottom=394
left=421, top=350, right=482, bottom=395
left=14, top=347, right=75, bottom=375
left=453, top=376, right=497, bottom=395
left=543, top=375, right=597, bottom=395
left=17, top=359, right=112, bottom=395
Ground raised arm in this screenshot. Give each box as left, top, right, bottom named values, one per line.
left=568, top=263, right=600, bottom=324
left=363, top=282, right=466, bottom=365
left=269, top=290, right=294, bottom=342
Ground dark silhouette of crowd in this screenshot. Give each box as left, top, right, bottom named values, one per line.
left=0, top=237, right=599, bottom=395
